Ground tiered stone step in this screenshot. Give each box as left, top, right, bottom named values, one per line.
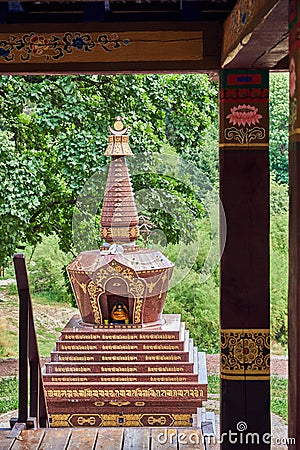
left=43, top=314, right=207, bottom=428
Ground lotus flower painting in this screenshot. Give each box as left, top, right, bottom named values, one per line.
left=225, top=103, right=265, bottom=144
left=226, top=104, right=263, bottom=127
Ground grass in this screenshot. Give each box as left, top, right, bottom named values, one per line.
left=0, top=377, right=18, bottom=413
left=271, top=376, right=288, bottom=422
left=4, top=284, right=17, bottom=296
left=5, top=280, right=73, bottom=310
left=33, top=291, right=72, bottom=307
left=208, top=374, right=220, bottom=394
left=36, top=325, right=60, bottom=356
left=0, top=320, right=18, bottom=358
left=207, top=375, right=288, bottom=423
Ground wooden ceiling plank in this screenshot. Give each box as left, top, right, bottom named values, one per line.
left=221, top=0, right=286, bottom=68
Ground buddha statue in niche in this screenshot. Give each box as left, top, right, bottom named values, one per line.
left=110, top=301, right=129, bottom=324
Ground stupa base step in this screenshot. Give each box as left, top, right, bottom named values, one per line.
left=43, top=372, right=200, bottom=383
left=60, top=314, right=184, bottom=341
left=45, top=400, right=200, bottom=415
left=43, top=314, right=208, bottom=428
left=44, top=361, right=195, bottom=375
left=49, top=412, right=196, bottom=428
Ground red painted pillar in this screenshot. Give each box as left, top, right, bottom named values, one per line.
left=219, top=70, right=270, bottom=449
left=289, top=0, right=300, bottom=446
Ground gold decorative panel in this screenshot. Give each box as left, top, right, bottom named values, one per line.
left=49, top=413, right=193, bottom=427
left=220, top=328, right=270, bottom=380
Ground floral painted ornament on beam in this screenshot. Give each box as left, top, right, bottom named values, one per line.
left=0, top=29, right=203, bottom=64
left=0, top=31, right=130, bottom=63
left=224, top=103, right=266, bottom=145
left=29, top=35, right=49, bottom=56
left=0, top=47, right=12, bottom=60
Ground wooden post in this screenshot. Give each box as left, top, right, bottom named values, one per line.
left=219, top=70, right=270, bottom=449
left=289, top=0, right=300, bottom=445
left=14, top=255, right=29, bottom=425
left=13, top=254, right=48, bottom=428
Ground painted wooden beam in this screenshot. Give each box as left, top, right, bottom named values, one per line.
left=222, top=0, right=288, bottom=69
left=0, top=21, right=220, bottom=73
left=0, top=30, right=204, bottom=64
left=219, top=69, right=270, bottom=449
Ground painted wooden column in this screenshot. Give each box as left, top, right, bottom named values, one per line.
left=219, top=70, right=270, bottom=449
left=289, top=0, right=300, bottom=446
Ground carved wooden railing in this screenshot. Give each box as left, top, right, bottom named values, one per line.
left=10, top=253, right=48, bottom=434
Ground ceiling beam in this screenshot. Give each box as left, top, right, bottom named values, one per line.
left=0, top=21, right=221, bottom=73
left=222, top=0, right=288, bottom=69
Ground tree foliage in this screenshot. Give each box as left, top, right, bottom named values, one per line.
left=270, top=72, right=289, bottom=184
left=0, top=74, right=218, bottom=265
left=270, top=175, right=288, bottom=347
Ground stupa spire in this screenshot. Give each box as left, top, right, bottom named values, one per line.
left=105, top=116, right=133, bottom=157
left=100, top=117, right=139, bottom=244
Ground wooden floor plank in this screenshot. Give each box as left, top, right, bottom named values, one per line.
left=0, top=429, right=15, bottom=450
left=151, top=429, right=177, bottom=450
left=11, top=429, right=45, bottom=450
left=66, top=428, right=98, bottom=450
left=1, top=426, right=207, bottom=450
left=38, top=428, right=71, bottom=450
left=123, top=428, right=150, bottom=450
left=178, top=429, right=205, bottom=450
left=94, top=428, right=123, bottom=450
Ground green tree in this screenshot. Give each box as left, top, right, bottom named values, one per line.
left=195, top=121, right=219, bottom=186
left=270, top=175, right=288, bottom=348
left=269, top=72, right=289, bottom=184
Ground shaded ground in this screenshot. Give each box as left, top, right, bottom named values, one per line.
left=0, top=357, right=50, bottom=378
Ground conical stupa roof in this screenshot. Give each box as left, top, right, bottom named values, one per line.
left=100, top=118, right=139, bottom=244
